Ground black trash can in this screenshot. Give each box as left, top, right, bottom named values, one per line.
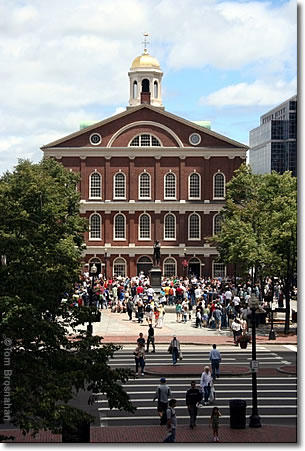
left=292, top=310, right=297, bottom=323
left=229, top=399, right=247, bottom=429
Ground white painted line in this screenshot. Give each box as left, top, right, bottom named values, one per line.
left=99, top=414, right=297, bottom=422
left=96, top=397, right=296, bottom=403
left=284, top=345, right=297, bottom=352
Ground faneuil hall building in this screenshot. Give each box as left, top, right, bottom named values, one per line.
left=42, top=43, right=247, bottom=279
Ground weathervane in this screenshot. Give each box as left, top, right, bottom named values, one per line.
left=142, top=32, right=149, bottom=54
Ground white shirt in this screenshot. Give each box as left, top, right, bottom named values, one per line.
left=233, top=296, right=240, bottom=306
left=225, top=290, right=232, bottom=300
left=200, top=371, right=212, bottom=388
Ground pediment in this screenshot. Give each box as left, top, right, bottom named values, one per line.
left=41, top=104, right=248, bottom=150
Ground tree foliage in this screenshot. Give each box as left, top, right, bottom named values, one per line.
left=213, top=164, right=297, bottom=333
left=0, top=159, right=135, bottom=437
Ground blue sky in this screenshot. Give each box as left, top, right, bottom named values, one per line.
left=0, top=0, right=297, bottom=174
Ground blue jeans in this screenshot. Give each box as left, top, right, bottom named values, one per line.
left=204, top=385, right=211, bottom=403
left=211, top=359, right=220, bottom=380
left=172, top=348, right=179, bottom=364
left=163, top=428, right=176, bottom=442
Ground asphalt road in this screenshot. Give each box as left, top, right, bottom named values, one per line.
left=95, top=344, right=297, bottom=428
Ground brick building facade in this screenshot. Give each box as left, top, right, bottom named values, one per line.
left=42, top=49, right=247, bottom=278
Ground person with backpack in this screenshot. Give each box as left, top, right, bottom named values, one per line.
left=163, top=399, right=178, bottom=442
left=153, top=377, right=172, bottom=424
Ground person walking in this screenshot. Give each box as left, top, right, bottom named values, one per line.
left=209, top=344, right=222, bottom=381
left=185, top=381, right=202, bottom=429
left=231, top=317, right=242, bottom=345
left=126, top=296, right=133, bottom=321
left=209, top=406, right=222, bottom=442
left=200, top=366, right=213, bottom=405
left=168, top=335, right=181, bottom=365
left=163, top=399, right=177, bottom=443
left=146, top=324, right=156, bottom=353
left=153, top=377, right=172, bottom=422
left=133, top=342, right=145, bottom=377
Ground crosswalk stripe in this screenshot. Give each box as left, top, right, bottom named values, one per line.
left=97, top=397, right=296, bottom=403
left=100, top=414, right=297, bottom=422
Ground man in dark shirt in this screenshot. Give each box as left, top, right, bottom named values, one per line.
left=137, top=332, right=145, bottom=347
left=146, top=324, right=155, bottom=353
left=185, top=381, right=202, bottom=429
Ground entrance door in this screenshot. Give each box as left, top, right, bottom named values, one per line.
left=188, top=262, right=200, bottom=278
left=137, top=256, right=153, bottom=276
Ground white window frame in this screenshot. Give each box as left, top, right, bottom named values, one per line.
left=188, top=172, right=201, bottom=200
left=89, top=213, right=102, bottom=241
left=138, top=172, right=151, bottom=199
left=114, top=213, right=126, bottom=241
left=128, top=134, right=162, bottom=147
left=138, top=213, right=151, bottom=241
left=188, top=213, right=201, bottom=240
left=212, top=261, right=226, bottom=279
left=213, top=213, right=222, bottom=235
left=164, top=172, right=177, bottom=200
left=89, top=172, right=102, bottom=199
left=163, top=257, right=177, bottom=277
left=213, top=172, right=226, bottom=199
left=113, top=172, right=126, bottom=199
left=153, top=81, right=158, bottom=98
left=164, top=213, right=176, bottom=240
left=113, top=257, right=127, bottom=277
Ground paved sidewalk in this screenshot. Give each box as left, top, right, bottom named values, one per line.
left=1, top=425, right=297, bottom=443
left=69, top=308, right=297, bottom=346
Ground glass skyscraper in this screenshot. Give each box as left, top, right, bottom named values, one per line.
left=249, top=95, right=297, bottom=176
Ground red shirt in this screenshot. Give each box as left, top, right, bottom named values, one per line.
left=137, top=285, right=144, bottom=295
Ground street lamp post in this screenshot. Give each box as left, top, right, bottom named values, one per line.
left=88, top=264, right=97, bottom=335
left=104, top=248, right=108, bottom=280
left=182, top=248, right=188, bottom=279
left=268, top=303, right=276, bottom=340
left=248, top=293, right=262, bottom=428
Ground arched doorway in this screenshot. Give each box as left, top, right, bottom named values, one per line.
left=137, top=256, right=153, bottom=276
left=188, top=257, right=201, bottom=278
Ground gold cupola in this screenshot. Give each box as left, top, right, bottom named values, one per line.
left=128, top=34, right=163, bottom=108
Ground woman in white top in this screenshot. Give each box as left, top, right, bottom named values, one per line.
left=200, top=366, right=213, bottom=404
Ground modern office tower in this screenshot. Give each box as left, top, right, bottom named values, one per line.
left=249, top=95, right=297, bottom=176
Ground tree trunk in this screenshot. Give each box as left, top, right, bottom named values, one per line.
left=284, top=283, right=290, bottom=335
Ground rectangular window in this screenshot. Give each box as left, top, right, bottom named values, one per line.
left=141, top=134, right=151, bottom=146
left=213, top=263, right=226, bottom=279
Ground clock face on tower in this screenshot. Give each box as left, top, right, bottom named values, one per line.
left=189, top=133, right=201, bottom=146
left=90, top=133, right=102, bottom=146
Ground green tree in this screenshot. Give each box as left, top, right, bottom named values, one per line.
left=0, top=159, right=135, bottom=438
left=213, top=164, right=297, bottom=333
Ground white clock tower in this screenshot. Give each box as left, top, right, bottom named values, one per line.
left=128, top=33, right=163, bottom=108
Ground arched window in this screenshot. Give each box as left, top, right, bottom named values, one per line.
left=133, top=81, right=138, bottom=99
left=139, top=213, right=151, bottom=240
left=214, top=173, right=225, bottom=198
left=139, top=172, right=151, bottom=199
left=129, top=134, right=161, bottom=147
left=212, top=261, right=226, bottom=279
left=114, top=172, right=126, bottom=199
left=163, top=257, right=177, bottom=277
left=89, top=213, right=101, bottom=240
left=154, top=81, right=158, bottom=98
left=164, top=172, right=176, bottom=199
left=188, top=213, right=201, bottom=240
left=114, top=213, right=126, bottom=240
left=142, top=79, right=150, bottom=93
left=189, top=173, right=200, bottom=199
left=113, top=257, right=127, bottom=277
left=164, top=213, right=176, bottom=240
left=89, top=172, right=102, bottom=199
left=214, top=214, right=222, bottom=235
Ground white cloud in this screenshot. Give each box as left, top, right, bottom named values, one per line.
left=0, top=0, right=297, bottom=174
left=202, top=78, right=297, bottom=106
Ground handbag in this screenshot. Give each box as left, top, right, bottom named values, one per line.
left=168, top=345, right=173, bottom=353
left=179, top=351, right=183, bottom=360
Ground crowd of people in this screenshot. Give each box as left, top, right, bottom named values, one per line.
left=69, top=271, right=279, bottom=343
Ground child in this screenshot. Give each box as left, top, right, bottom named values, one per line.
left=209, top=406, right=221, bottom=442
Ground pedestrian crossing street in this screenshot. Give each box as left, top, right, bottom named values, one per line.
left=96, top=345, right=297, bottom=427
